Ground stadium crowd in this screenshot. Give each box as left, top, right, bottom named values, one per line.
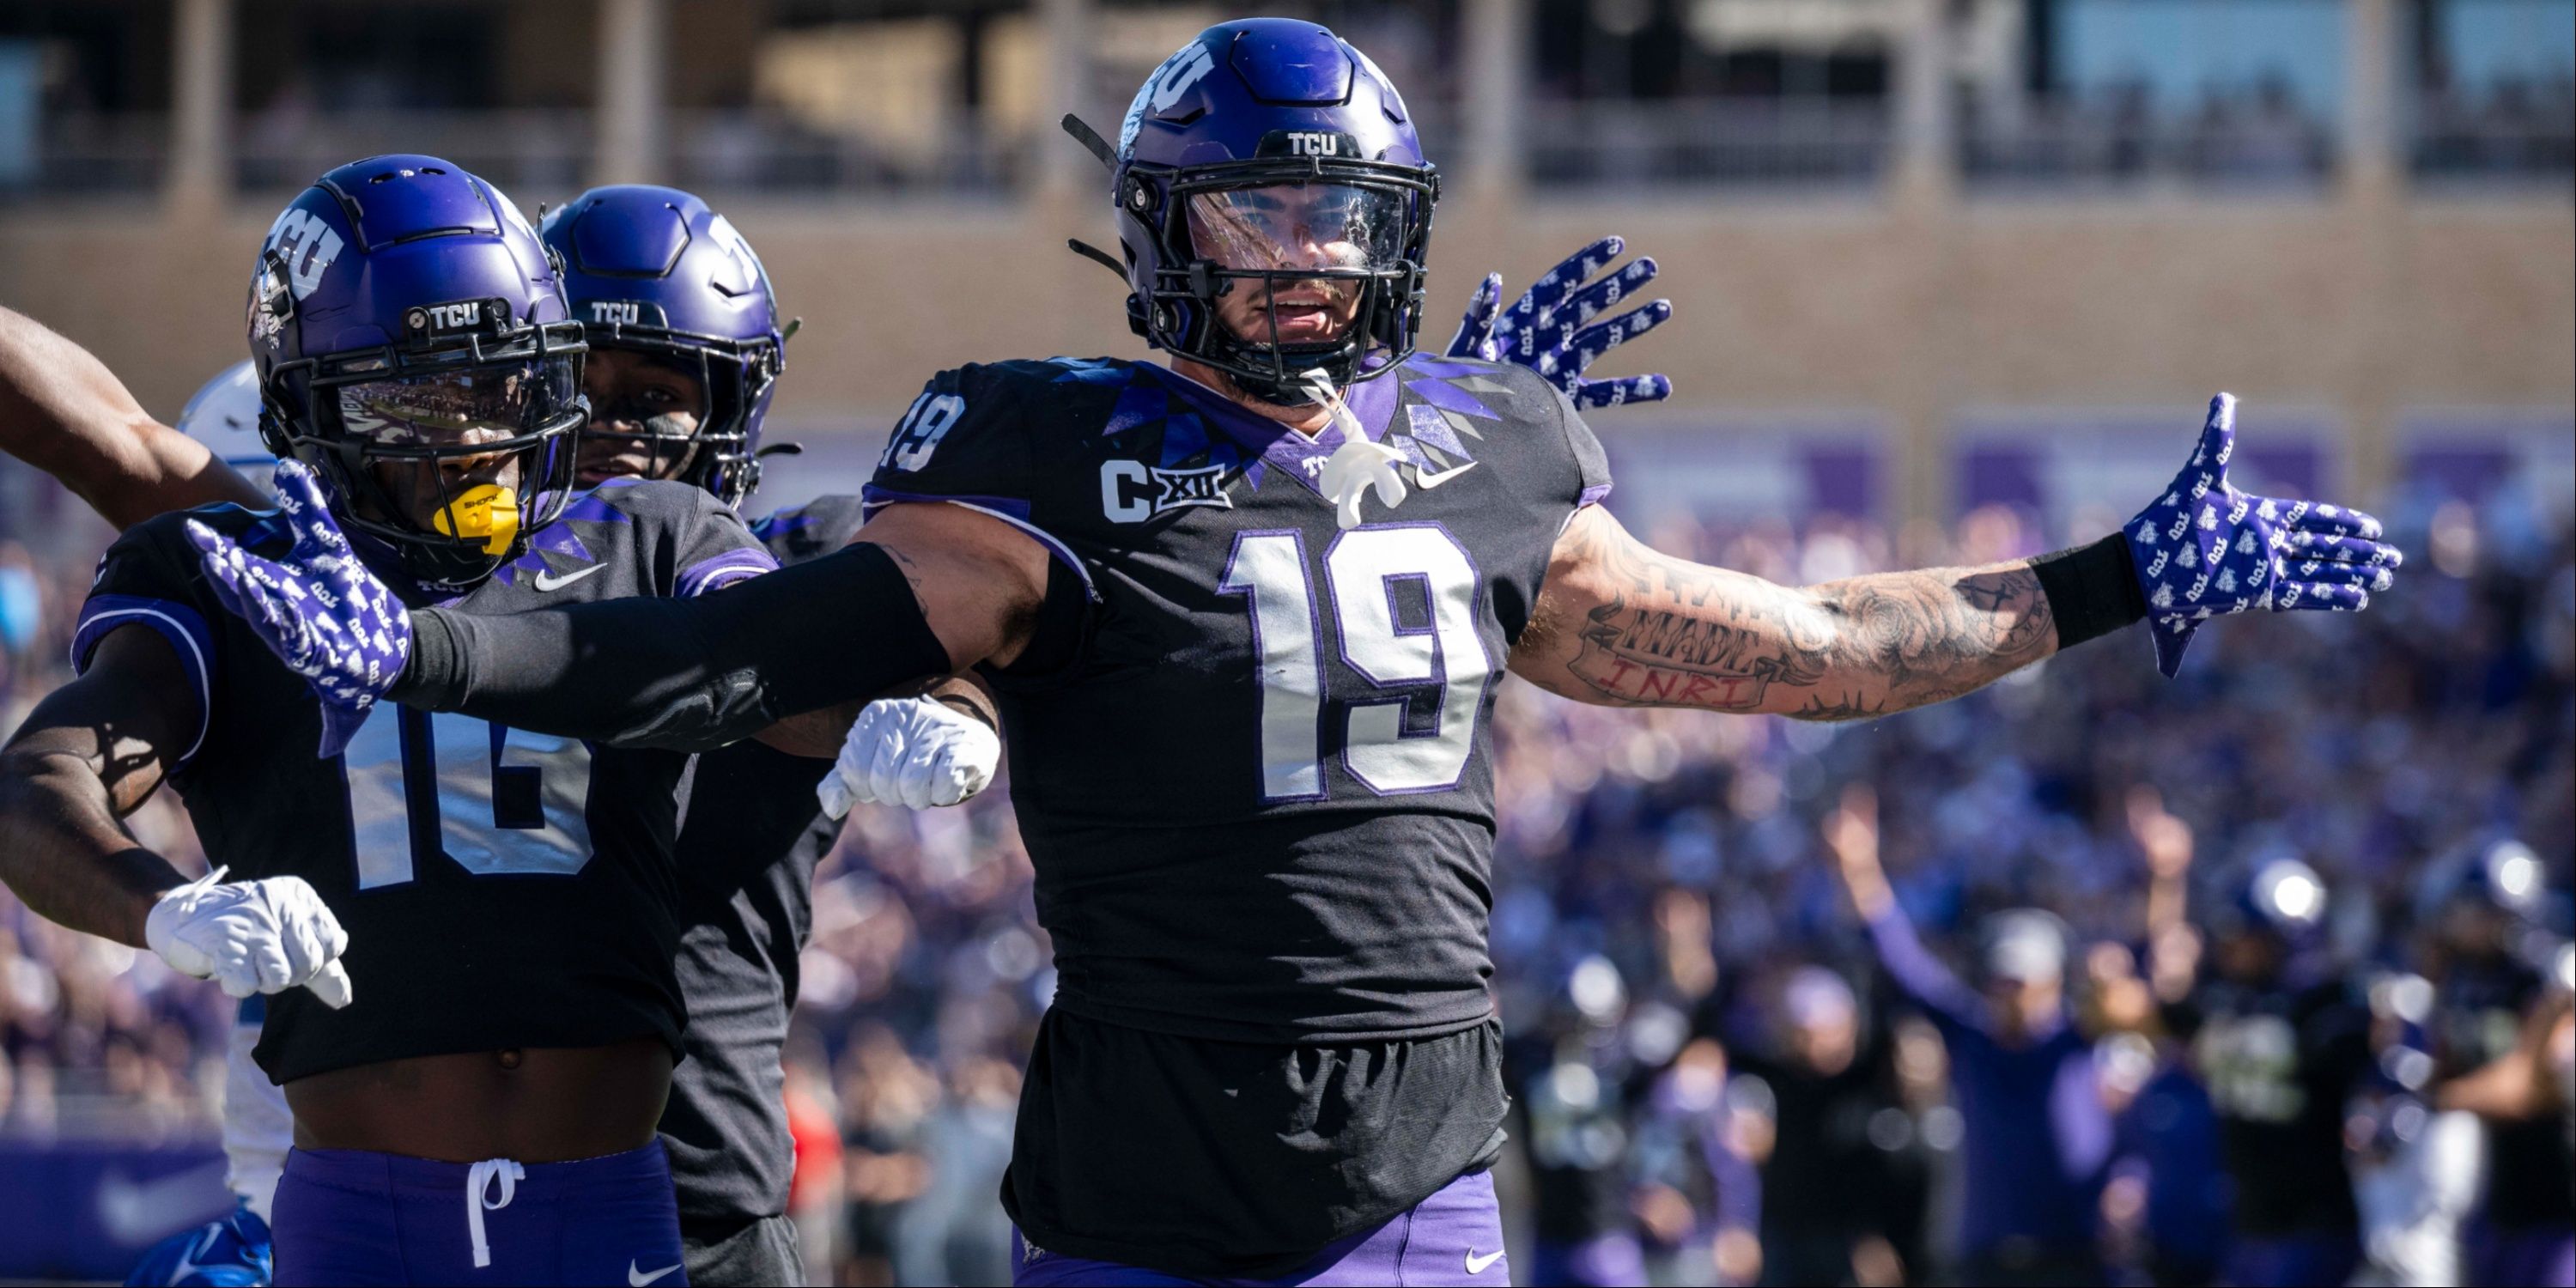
left=2, top=482, right=2568, bottom=1285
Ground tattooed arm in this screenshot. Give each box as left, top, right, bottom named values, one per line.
left=1510, top=505, right=2057, bottom=721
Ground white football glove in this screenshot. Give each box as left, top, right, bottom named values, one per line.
left=145, top=866, right=353, bottom=1008
left=1319, top=439, right=1409, bottom=530
left=817, top=695, right=1001, bottom=817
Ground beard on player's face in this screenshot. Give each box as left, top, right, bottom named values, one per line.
left=1211, top=275, right=1364, bottom=349
left=1188, top=183, right=1392, bottom=350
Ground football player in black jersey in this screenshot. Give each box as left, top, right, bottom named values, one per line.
left=191, top=19, right=2405, bottom=1285
left=0, top=155, right=792, bottom=1285
left=2421, top=841, right=2576, bottom=1287
left=2160, top=858, right=2387, bottom=1286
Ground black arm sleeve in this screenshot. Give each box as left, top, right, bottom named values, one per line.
left=391, top=542, right=951, bottom=751
left=2031, top=532, right=2147, bottom=650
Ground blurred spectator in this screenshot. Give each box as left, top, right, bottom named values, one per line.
left=1826, top=785, right=2116, bottom=1285
left=1720, top=963, right=1915, bottom=1286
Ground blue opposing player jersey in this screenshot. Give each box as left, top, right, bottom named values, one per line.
left=866, top=354, right=1610, bottom=1042
left=75, top=479, right=775, bottom=1084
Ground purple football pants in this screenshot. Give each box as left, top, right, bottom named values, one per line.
left=1012, top=1168, right=1509, bottom=1286
left=271, top=1142, right=687, bottom=1286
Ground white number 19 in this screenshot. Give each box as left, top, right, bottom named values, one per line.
left=1218, top=524, right=1491, bottom=801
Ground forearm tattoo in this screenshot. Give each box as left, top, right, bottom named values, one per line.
left=1537, top=521, right=2058, bottom=720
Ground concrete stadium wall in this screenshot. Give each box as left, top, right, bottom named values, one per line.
left=2, top=182, right=2566, bottom=523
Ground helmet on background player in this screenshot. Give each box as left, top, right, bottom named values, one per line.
left=246, top=154, right=585, bottom=592
left=2211, top=854, right=2330, bottom=981
left=2417, top=836, right=2555, bottom=960
left=1109, top=17, right=1437, bottom=406
left=2236, top=854, right=2330, bottom=938
left=540, top=185, right=787, bottom=507
left=175, top=360, right=280, bottom=496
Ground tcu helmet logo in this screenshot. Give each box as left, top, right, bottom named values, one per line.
left=1285, top=132, right=1340, bottom=157
left=1151, top=45, right=1217, bottom=112
left=590, top=301, right=642, bottom=325
left=263, top=207, right=346, bottom=301
left=1122, top=42, right=1218, bottom=153
left=411, top=301, right=482, bottom=331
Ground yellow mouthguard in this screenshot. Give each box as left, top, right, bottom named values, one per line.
left=432, top=483, right=521, bottom=556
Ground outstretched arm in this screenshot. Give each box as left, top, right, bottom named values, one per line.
left=1825, top=786, right=1987, bottom=1032
left=394, top=500, right=1047, bottom=754
left=2128, top=787, right=2203, bottom=1004
left=0, top=628, right=199, bottom=945
left=1512, top=503, right=2066, bottom=720
left=1516, top=395, right=2405, bottom=712
left=0, top=306, right=264, bottom=527
left=184, top=462, right=1052, bottom=758
left=0, top=626, right=353, bottom=1003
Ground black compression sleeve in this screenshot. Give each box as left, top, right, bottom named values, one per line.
left=2030, top=532, right=2148, bottom=651
left=389, top=542, right=951, bottom=751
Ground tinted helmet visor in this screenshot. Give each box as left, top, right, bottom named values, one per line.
left=337, top=357, right=580, bottom=453
left=1185, top=182, right=1410, bottom=274
left=324, top=353, right=582, bottom=584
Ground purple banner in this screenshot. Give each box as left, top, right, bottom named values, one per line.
left=2398, top=412, right=2575, bottom=511
left=1595, top=416, right=1886, bottom=526
left=1955, top=407, right=2333, bottom=526
left=0, top=1139, right=233, bottom=1281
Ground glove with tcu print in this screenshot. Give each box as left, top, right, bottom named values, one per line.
left=1446, top=235, right=1674, bottom=409
left=186, top=460, right=411, bottom=758
left=146, top=866, right=353, bottom=1009
left=2127, top=394, right=2403, bottom=677
left=817, top=695, right=1003, bottom=817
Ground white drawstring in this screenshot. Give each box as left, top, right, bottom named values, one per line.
left=465, top=1157, right=525, bottom=1269
left=1300, top=368, right=1365, bottom=442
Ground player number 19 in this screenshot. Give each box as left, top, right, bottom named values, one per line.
left=1219, top=524, right=1492, bottom=800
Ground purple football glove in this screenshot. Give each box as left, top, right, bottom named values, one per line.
left=185, top=459, right=412, bottom=758
left=2127, top=394, right=2403, bottom=677
left=1447, top=234, right=1674, bottom=409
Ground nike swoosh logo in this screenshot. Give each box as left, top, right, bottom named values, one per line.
left=532, top=564, right=606, bottom=592
left=630, top=1261, right=683, bottom=1286
left=1467, top=1248, right=1505, bottom=1274
left=1414, top=461, right=1479, bottom=489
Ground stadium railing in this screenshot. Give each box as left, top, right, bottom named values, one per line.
left=1527, top=98, right=1891, bottom=189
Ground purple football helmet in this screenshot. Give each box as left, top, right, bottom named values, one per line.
left=246, top=154, right=584, bottom=592
left=541, top=185, right=787, bottom=507
left=1111, top=18, right=1437, bottom=405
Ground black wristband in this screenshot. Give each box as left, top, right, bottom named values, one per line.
left=930, top=690, right=998, bottom=731
left=2030, top=532, right=2147, bottom=651
left=391, top=606, right=461, bottom=708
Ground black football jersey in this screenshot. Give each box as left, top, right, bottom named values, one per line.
left=2435, top=948, right=2576, bottom=1228
left=2184, top=976, right=2373, bottom=1236
left=74, top=479, right=776, bottom=1084
left=865, top=353, right=1607, bottom=1273
left=658, top=492, right=868, bottom=1237
left=866, top=354, right=1607, bottom=1043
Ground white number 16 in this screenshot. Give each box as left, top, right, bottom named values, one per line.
left=1218, top=524, right=1492, bottom=800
